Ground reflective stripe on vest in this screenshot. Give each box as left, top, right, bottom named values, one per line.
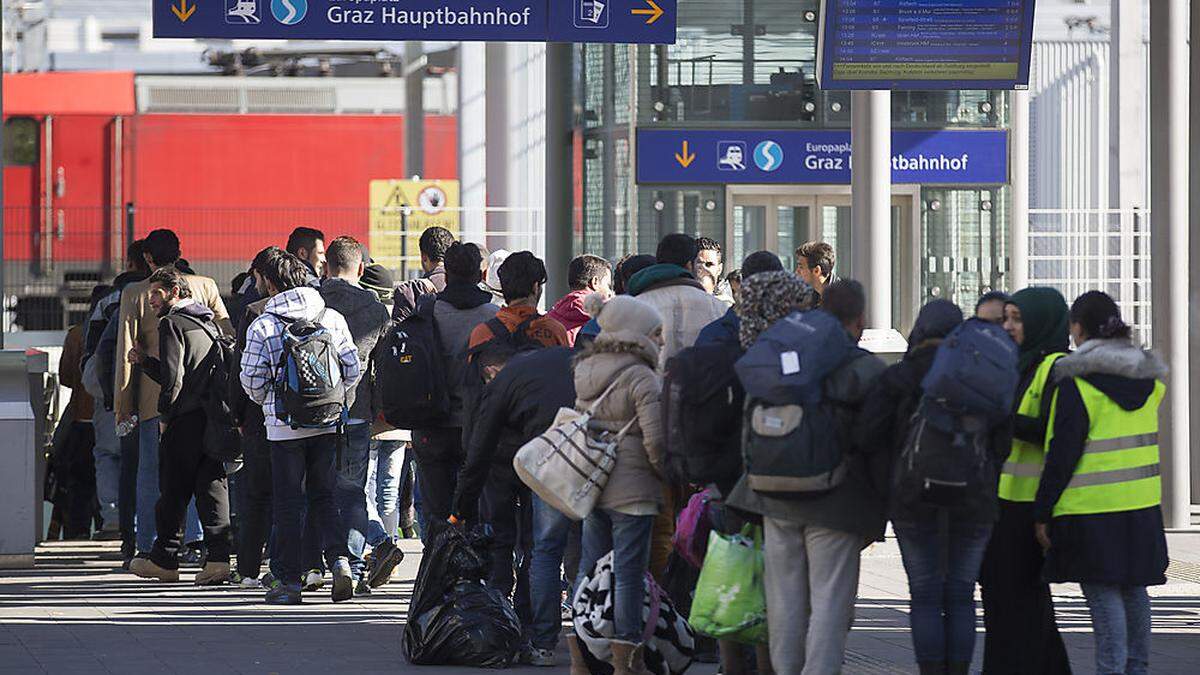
left=997, top=353, right=1065, bottom=502
left=1049, top=378, right=1165, bottom=517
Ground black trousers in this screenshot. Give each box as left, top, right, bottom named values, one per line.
left=60, top=422, right=98, bottom=539
left=237, top=429, right=273, bottom=579
left=480, top=466, right=533, bottom=627
left=149, top=411, right=232, bottom=570
left=412, top=427, right=465, bottom=532
left=979, top=500, right=1072, bottom=675
left=119, top=429, right=139, bottom=554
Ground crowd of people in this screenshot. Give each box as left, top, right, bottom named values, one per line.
left=47, top=224, right=1169, bottom=675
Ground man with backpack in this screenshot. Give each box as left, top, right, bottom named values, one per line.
left=317, top=236, right=398, bottom=593
left=467, top=251, right=569, bottom=351
left=126, top=267, right=234, bottom=586
left=389, top=242, right=499, bottom=534
left=726, top=279, right=887, bottom=675
left=239, top=259, right=362, bottom=604
left=115, top=229, right=231, bottom=562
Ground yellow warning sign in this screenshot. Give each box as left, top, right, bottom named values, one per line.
left=369, top=179, right=461, bottom=272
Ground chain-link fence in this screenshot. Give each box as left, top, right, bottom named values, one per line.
left=2, top=205, right=545, bottom=332
left=1028, top=208, right=1152, bottom=344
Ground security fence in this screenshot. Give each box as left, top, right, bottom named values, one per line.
left=2, top=205, right=545, bottom=332
left=1027, top=208, right=1152, bottom=344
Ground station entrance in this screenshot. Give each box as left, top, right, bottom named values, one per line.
left=726, top=185, right=920, bottom=330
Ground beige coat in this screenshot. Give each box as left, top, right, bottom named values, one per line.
left=634, top=281, right=727, bottom=370
left=573, top=335, right=665, bottom=515
left=114, top=274, right=231, bottom=422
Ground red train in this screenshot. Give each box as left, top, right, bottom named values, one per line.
left=2, top=71, right=457, bottom=329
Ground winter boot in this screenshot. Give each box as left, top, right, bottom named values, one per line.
left=565, top=635, right=590, bottom=675
left=610, top=640, right=650, bottom=675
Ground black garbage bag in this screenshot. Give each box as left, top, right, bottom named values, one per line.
left=402, top=523, right=523, bottom=668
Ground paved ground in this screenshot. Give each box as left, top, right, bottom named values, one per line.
left=3, top=534, right=1200, bottom=674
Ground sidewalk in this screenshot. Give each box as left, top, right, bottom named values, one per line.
left=2, top=534, right=1199, bottom=674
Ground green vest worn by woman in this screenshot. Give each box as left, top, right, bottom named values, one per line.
left=1045, top=377, right=1165, bottom=517
left=998, top=352, right=1065, bottom=502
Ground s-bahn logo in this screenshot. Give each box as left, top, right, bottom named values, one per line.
left=271, top=0, right=308, bottom=26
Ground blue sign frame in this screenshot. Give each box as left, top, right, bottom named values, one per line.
left=153, top=0, right=676, bottom=44
left=636, top=129, right=1009, bottom=185
left=817, top=0, right=1037, bottom=90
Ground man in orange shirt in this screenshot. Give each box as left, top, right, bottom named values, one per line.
left=468, top=251, right=569, bottom=351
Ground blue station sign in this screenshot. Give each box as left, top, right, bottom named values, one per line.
left=817, top=0, right=1037, bottom=90
left=636, top=129, right=1009, bottom=185
left=153, top=0, right=676, bottom=44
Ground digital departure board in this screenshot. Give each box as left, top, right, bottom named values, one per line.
left=817, top=0, right=1037, bottom=90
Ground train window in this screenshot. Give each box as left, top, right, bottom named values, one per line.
left=3, top=117, right=39, bottom=166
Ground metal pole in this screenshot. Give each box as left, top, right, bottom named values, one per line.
left=1009, top=89, right=1030, bottom=292
left=545, top=42, right=574, bottom=305
left=850, top=89, right=892, bottom=329
left=404, top=41, right=426, bottom=179
left=1189, top=0, right=1200, bottom=509
left=1150, top=0, right=1191, bottom=528
left=458, top=43, right=488, bottom=243
left=741, top=0, right=756, bottom=86
left=485, top=42, right=511, bottom=249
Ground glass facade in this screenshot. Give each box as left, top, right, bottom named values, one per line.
left=577, top=0, right=1015, bottom=325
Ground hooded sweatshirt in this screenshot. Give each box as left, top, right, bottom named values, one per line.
left=239, top=287, right=362, bottom=442
left=1035, top=338, right=1169, bottom=586
left=319, top=277, right=391, bottom=423
left=546, top=289, right=593, bottom=345
left=140, top=299, right=218, bottom=425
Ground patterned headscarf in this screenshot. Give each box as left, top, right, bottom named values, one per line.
left=736, top=271, right=817, bottom=349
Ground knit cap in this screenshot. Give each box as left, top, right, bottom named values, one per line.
left=584, top=293, right=663, bottom=344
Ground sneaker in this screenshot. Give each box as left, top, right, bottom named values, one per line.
left=302, top=569, right=324, bottom=592
left=129, top=557, right=180, bottom=582
left=194, top=562, right=231, bottom=586
left=265, top=583, right=302, bottom=605
left=177, top=543, right=207, bottom=568
left=366, top=539, right=405, bottom=588
left=261, top=571, right=277, bottom=589
left=331, top=558, right=353, bottom=602
left=236, top=575, right=262, bottom=589
left=526, top=648, right=556, bottom=667
left=354, top=577, right=373, bottom=596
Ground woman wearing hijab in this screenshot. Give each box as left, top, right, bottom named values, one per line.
left=979, top=287, right=1073, bottom=674
left=1035, top=292, right=1167, bottom=675
left=859, top=300, right=1006, bottom=675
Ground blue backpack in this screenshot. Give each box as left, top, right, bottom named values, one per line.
left=920, top=318, right=1019, bottom=428
left=734, top=310, right=857, bottom=498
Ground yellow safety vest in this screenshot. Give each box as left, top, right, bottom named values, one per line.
left=998, top=352, right=1066, bottom=502
left=1046, top=377, right=1164, bottom=517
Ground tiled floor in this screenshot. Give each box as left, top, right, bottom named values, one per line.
left=3, top=535, right=1200, bottom=673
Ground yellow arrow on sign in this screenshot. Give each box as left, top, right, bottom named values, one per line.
left=674, top=140, right=695, bottom=168
left=631, top=0, right=665, bottom=25
left=172, top=0, right=196, bottom=23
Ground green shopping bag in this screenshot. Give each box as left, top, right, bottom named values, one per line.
left=687, top=524, right=768, bottom=644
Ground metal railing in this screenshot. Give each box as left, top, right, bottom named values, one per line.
left=1027, top=208, right=1152, bottom=344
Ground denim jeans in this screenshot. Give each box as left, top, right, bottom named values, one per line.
left=1081, top=583, right=1151, bottom=675
left=336, top=423, right=373, bottom=577
left=119, top=431, right=139, bottom=550
left=894, top=520, right=994, bottom=664
left=91, top=408, right=121, bottom=527
left=481, top=469, right=533, bottom=629
left=574, top=508, right=655, bottom=642
left=236, top=429, right=273, bottom=579
left=530, top=494, right=573, bottom=650
left=136, top=420, right=202, bottom=553
left=269, top=432, right=349, bottom=588
left=366, top=438, right=405, bottom=545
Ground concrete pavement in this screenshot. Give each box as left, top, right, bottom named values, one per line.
left=3, top=535, right=1200, bottom=673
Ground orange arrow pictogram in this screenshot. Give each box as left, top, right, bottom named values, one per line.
left=674, top=140, right=695, bottom=168
left=172, top=0, right=197, bottom=23
left=632, top=0, right=665, bottom=25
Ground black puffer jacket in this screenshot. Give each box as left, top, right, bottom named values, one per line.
left=319, top=278, right=391, bottom=421
left=450, top=347, right=577, bottom=521
left=1036, top=338, right=1169, bottom=586
left=141, top=300, right=218, bottom=424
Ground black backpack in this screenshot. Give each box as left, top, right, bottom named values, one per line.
left=271, top=310, right=347, bottom=429
left=893, top=404, right=996, bottom=510
left=662, top=342, right=745, bottom=486
left=179, top=315, right=242, bottom=462
left=459, top=314, right=541, bottom=432
left=377, top=295, right=451, bottom=430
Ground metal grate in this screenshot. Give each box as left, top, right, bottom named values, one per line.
left=1166, top=559, right=1200, bottom=585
